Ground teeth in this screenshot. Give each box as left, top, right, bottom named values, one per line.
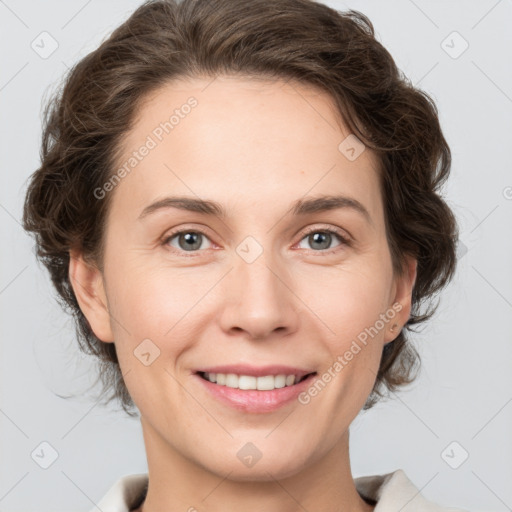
left=202, top=372, right=301, bottom=390
left=225, top=373, right=238, bottom=388
left=285, top=375, right=295, bottom=386
left=273, top=375, right=286, bottom=389
left=238, top=375, right=257, bottom=390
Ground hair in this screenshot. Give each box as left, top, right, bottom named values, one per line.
left=23, top=0, right=458, bottom=417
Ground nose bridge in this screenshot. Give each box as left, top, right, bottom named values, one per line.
left=239, top=245, right=282, bottom=301
left=219, top=237, right=299, bottom=339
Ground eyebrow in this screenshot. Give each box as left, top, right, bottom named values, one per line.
left=138, top=194, right=373, bottom=226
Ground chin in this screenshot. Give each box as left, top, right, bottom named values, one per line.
left=199, top=445, right=312, bottom=482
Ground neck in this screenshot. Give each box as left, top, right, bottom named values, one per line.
left=135, top=416, right=375, bottom=512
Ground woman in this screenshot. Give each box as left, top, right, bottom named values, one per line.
left=22, top=0, right=466, bottom=510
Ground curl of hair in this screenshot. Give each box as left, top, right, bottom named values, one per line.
left=23, top=0, right=458, bottom=416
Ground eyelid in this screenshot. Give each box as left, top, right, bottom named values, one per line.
left=161, top=225, right=216, bottom=256
left=294, top=224, right=352, bottom=253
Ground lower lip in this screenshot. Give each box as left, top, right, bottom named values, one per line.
left=194, top=373, right=317, bottom=413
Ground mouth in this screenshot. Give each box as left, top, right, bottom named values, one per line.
left=196, top=371, right=317, bottom=390
left=193, top=368, right=319, bottom=413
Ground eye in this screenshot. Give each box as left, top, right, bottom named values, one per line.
left=296, top=227, right=351, bottom=254
left=162, top=228, right=214, bottom=255
left=162, top=225, right=351, bottom=257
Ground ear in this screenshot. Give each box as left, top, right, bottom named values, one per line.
left=68, top=249, right=114, bottom=343
left=383, top=254, right=417, bottom=344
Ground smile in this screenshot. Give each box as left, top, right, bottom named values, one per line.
left=194, top=371, right=318, bottom=413
left=198, top=371, right=315, bottom=390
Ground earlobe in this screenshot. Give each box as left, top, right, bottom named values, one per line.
left=68, top=250, right=114, bottom=343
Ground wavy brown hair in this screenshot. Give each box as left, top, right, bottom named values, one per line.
left=23, top=0, right=458, bottom=416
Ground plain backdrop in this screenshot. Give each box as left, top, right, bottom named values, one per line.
left=1, top=1, right=511, bottom=511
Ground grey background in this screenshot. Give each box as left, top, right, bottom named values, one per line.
left=1, top=0, right=511, bottom=510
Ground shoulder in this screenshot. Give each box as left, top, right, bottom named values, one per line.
left=354, top=469, right=469, bottom=512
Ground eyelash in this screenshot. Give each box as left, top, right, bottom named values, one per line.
left=161, top=225, right=351, bottom=258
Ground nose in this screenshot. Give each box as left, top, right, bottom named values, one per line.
left=218, top=249, right=300, bottom=340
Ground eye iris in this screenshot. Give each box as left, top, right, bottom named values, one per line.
left=309, top=232, right=331, bottom=250
left=179, top=232, right=202, bottom=251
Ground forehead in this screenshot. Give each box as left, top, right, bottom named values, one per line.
left=111, top=75, right=383, bottom=227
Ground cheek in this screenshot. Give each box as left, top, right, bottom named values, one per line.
left=104, top=259, right=218, bottom=361
left=102, top=263, right=196, bottom=407
left=105, top=256, right=178, bottom=328
left=309, top=264, right=393, bottom=381
left=316, top=265, right=392, bottom=327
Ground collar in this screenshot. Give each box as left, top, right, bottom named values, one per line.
left=89, top=469, right=467, bottom=512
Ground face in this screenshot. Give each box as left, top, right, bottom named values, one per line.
left=72, top=75, right=416, bottom=481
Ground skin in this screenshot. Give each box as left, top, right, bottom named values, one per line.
left=70, top=75, right=416, bottom=512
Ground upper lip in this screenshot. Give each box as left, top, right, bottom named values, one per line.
left=194, top=365, right=316, bottom=379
